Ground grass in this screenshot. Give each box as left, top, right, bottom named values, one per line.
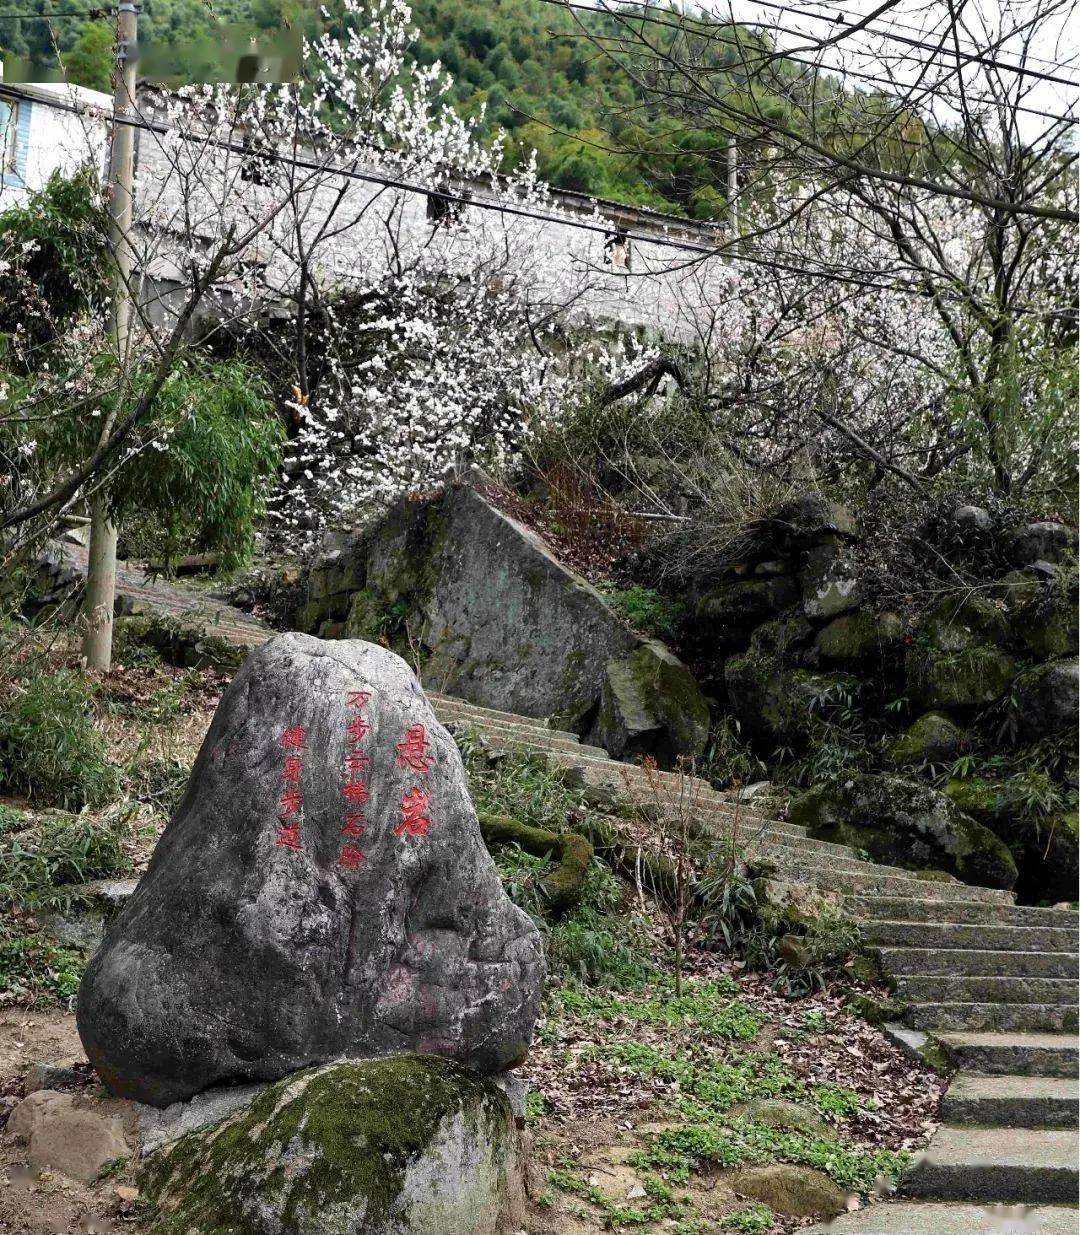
left=0, top=668, right=120, bottom=809
left=0, top=801, right=132, bottom=911
left=555, top=977, right=763, bottom=1042
left=0, top=930, right=85, bottom=1003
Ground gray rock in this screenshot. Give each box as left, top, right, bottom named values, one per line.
left=694, top=576, right=799, bottom=651
left=1013, top=658, right=1079, bottom=739
left=950, top=505, right=993, bottom=535
left=24, top=1062, right=87, bottom=1094
left=729, top=1162, right=849, bottom=1217
left=906, top=596, right=1016, bottom=708
left=137, top=1081, right=267, bottom=1154
left=592, top=640, right=711, bottom=763
left=1005, top=521, right=1077, bottom=567
left=800, top=542, right=862, bottom=619
left=310, top=482, right=709, bottom=761
left=814, top=611, right=904, bottom=664
left=725, top=651, right=857, bottom=745
left=885, top=712, right=966, bottom=767
left=7, top=1090, right=131, bottom=1182
left=790, top=772, right=1018, bottom=890
left=137, top=1057, right=524, bottom=1235
left=729, top=1098, right=836, bottom=1141
left=77, top=634, right=545, bottom=1108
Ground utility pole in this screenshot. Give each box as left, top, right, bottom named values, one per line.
left=727, top=134, right=739, bottom=238
left=82, top=1, right=137, bottom=671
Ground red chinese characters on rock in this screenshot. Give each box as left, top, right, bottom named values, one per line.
left=338, top=689, right=373, bottom=872
left=395, top=722, right=435, bottom=843
left=274, top=725, right=307, bottom=852
left=394, top=786, right=432, bottom=838
left=395, top=724, right=432, bottom=773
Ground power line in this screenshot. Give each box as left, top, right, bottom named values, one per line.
left=0, top=77, right=1038, bottom=296
left=760, top=0, right=1078, bottom=75
left=535, top=0, right=1078, bottom=126
left=0, top=8, right=111, bottom=17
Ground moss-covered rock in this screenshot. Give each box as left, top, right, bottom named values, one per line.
left=799, top=540, right=862, bottom=619
left=1012, top=658, right=1079, bottom=739
left=749, top=614, right=815, bottom=660
left=944, top=778, right=1078, bottom=905
left=693, top=576, right=798, bottom=651
left=478, top=811, right=592, bottom=915
left=1013, top=570, right=1079, bottom=660
left=725, top=650, right=857, bottom=745
left=726, top=1163, right=847, bottom=1218
left=593, top=640, right=711, bottom=762
left=885, top=712, right=966, bottom=768
left=113, top=615, right=247, bottom=674
left=814, top=611, right=904, bottom=665
left=138, top=1056, right=521, bottom=1235
left=790, top=773, right=1017, bottom=890
left=906, top=596, right=1016, bottom=708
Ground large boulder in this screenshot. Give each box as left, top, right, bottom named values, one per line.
left=770, top=494, right=858, bottom=546
left=592, top=640, right=711, bottom=763
left=1012, top=658, right=1079, bottom=739
left=1016, top=571, right=1079, bottom=659
left=790, top=773, right=1018, bottom=889
left=945, top=778, right=1079, bottom=905
left=1004, top=521, right=1077, bottom=567
left=693, top=577, right=799, bottom=652
left=77, top=634, right=545, bottom=1108
left=813, top=611, right=904, bottom=665
left=138, top=1056, right=523, bottom=1235
left=885, top=711, right=966, bottom=768
left=906, top=596, right=1016, bottom=708
left=799, top=540, right=862, bottom=619
left=301, top=483, right=709, bottom=760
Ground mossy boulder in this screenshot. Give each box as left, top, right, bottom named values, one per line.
left=906, top=596, right=1016, bottom=708
left=885, top=712, right=966, bottom=768
left=749, top=614, right=815, bottom=660
left=799, top=540, right=862, bottom=619
left=138, top=1056, right=522, bottom=1235
left=814, top=611, right=904, bottom=665
left=693, top=576, right=798, bottom=651
left=1013, top=658, right=1079, bottom=739
left=725, top=651, right=856, bottom=745
left=771, top=493, right=858, bottom=546
left=790, top=773, right=1018, bottom=889
left=1003, top=521, right=1077, bottom=567
left=1017, top=572, right=1079, bottom=659
left=728, top=1098, right=835, bottom=1141
left=944, top=778, right=1078, bottom=905
left=592, top=640, right=710, bottom=762
left=727, top=1163, right=847, bottom=1218
left=113, top=615, right=247, bottom=674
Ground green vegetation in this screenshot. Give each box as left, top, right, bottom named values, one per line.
left=556, top=978, right=763, bottom=1042
left=0, top=801, right=130, bottom=910
left=0, top=668, right=120, bottom=810
left=723, top=1205, right=774, bottom=1233
left=599, top=583, right=684, bottom=639
left=0, top=929, right=85, bottom=1002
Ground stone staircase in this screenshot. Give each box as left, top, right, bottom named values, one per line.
left=428, top=693, right=1080, bottom=1233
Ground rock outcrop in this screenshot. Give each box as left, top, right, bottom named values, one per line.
left=299, top=482, right=709, bottom=762
left=77, top=634, right=545, bottom=1108
left=138, top=1056, right=524, bottom=1235
left=790, top=772, right=1018, bottom=890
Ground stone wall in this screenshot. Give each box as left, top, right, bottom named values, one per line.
left=298, top=484, right=710, bottom=762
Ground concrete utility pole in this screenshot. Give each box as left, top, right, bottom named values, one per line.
left=82, top=1, right=137, bottom=671
left=727, top=134, right=739, bottom=237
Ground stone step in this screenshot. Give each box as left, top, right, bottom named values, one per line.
left=936, top=1032, right=1080, bottom=1078
left=861, top=920, right=1080, bottom=954
left=879, top=948, right=1079, bottom=979
left=764, top=854, right=1008, bottom=894
left=807, top=1200, right=1080, bottom=1234
left=427, top=693, right=568, bottom=731
left=905, top=1002, right=1079, bottom=1034
left=941, top=1074, right=1079, bottom=1128
left=711, top=829, right=860, bottom=862
left=846, top=898, right=1073, bottom=927
left=903, top=1126, right=1079, bottom=1203
left=896, top=976, right=1078, bottom=1007
left=432, top=703, right=583, bottom=746
left=468, top=731, right=613, bottom=764
left=828, top=873, right=1014, bottom=902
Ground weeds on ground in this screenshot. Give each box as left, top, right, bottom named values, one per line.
left=0, top=668, right=120, bottom=809
left=0, top=929, right=85, bottom=1004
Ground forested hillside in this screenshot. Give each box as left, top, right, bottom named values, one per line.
left=3, top=0, right=801, bottom=217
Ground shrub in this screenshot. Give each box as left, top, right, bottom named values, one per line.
left=0, top=670, right=120, bottom=809
left=0, top=803, right=131, bottom=910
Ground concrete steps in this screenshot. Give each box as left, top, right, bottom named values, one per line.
left=809, top=1201, right=1080, bottom=1234
left=861, top=920, right=1079, bottom=953
left=905, top=1003, right=1079, bottom=1033
left=897, top=976, right=1078, bottom=1007
left=941, top=1074, right=1079, bottom=1129
left=845, top=897, right=1075, bottom=926
left=903, top=1126, right=1078, bottom=1204
left=878, top=948, right=1079, bottom=979
left=938, top=1032, right=1079, bottom=1078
